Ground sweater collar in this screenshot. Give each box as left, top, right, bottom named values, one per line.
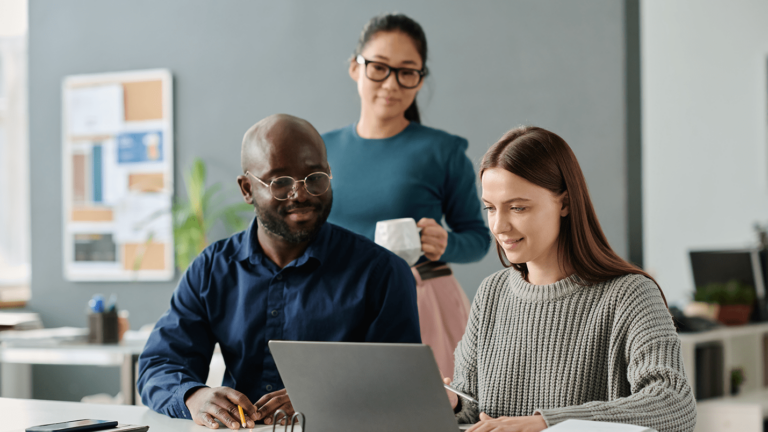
left=507, top=269, right=585, bottom=301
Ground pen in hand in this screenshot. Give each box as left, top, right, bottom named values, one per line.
left=238, top=404, right=246, bottom=428
left=444, top=384, right=479, bottom=405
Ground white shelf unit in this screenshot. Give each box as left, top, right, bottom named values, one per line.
left=679, top=322, right=768, bottom=432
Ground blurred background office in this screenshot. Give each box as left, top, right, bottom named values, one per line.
left=1, top=0, right=767, bottom=415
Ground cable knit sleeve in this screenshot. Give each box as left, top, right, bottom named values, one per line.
left=451, top=272, right=503, bottom=424
left=535, top=278, right=697, bottom=432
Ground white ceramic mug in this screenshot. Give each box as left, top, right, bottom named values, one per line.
left=374, top=218, right=423, bottom=266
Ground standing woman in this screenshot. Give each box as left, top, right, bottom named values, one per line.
left=323, top=13, right=491, bottom=377
left=445, top=126, right=696, bottom=432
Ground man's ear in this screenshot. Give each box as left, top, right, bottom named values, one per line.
left=237, top=175, right=254, bottom=204
left=559, top=191, right=570, bottom=217
left=349, top=59, right=360, bottom=83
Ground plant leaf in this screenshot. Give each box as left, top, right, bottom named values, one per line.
left=171, top=159, right=253, bottom=273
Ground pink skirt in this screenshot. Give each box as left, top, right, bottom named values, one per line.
left=411, top=268, right=471, bottom=379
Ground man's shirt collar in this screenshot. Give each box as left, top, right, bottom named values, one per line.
left=232, top=217, right=328, bottom=268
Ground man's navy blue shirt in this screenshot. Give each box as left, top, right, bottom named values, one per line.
left=137, top=219, right=421, bottom=419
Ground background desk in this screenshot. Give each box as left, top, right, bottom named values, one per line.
left=678, top=322, right=768, bottom=432
left=0, top=397, right=282, bottom=432
left=0, top=329, right=227, bottom=404
left=0, top=331, right=144, bottom=404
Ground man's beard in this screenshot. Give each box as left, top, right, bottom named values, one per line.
left=254, top=193, right=333, bottom=244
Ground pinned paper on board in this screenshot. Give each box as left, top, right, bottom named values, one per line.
left=122, top=242, right=166, bottom=271
left=123, top=80, right=163, bottom=121
left=113, top=193, right=172, bottom=244
left=99, top=139, right=128, bottom=205
left=117, top=131, right=163, bottom=163
left=74, top=233, right=117, bottom=262
left=128, top=173, right=165, bottom=192
left=63, top=70, right=174, bottom=281
left=66, top=84, right=124, bottom=137
left=70, top=141, right=111, bottom=206
left=72, top=153, right=88, bottom=204
left=71, top=208, right=114, bottom=222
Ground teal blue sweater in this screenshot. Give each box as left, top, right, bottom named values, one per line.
left=322, top=123, right=490, bottom=264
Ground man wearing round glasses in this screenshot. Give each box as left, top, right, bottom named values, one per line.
left=138, top=114, right=420, bottom=429
left=242, top=170, right=333, bottom=245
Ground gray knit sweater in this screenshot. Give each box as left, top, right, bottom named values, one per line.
left=452, top=269, right=696, bottom=432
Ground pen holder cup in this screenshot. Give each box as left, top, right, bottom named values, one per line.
left=88, top=311, right=119, bottom=344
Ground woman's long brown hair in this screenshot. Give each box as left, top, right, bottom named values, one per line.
left=481, top=126, right=667, bottom=306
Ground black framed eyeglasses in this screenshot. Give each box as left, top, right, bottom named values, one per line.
left=356, top=55, right=426, bottom=89
left=245, top=171, right=332, bottom=201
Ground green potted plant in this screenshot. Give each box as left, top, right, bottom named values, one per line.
left=730, top=367, right=745, bottom=395
left=694, top=280, right=755, bottom=326
left=130, top=158, right=253, bottom=274
left=172, top=158, right=253, bottom=272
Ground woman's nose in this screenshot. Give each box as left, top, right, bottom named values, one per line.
left=491, top=213, right=511, bottom=236
left=382, top=72, right=399, bottom=89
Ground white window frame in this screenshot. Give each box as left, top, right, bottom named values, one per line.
left=0, top=35, right=31, bottom=298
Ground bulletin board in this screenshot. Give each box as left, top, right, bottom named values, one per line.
left=62, top=69, right=174, bottom=281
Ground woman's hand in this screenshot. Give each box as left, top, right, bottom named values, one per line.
left=417, top=218, right=448, bottom=261
left=466, top=413, right=547, bottom=432
left=443, top=377, right=459, bottom=410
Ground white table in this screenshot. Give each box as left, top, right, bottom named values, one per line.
left=693, top=390, right=767, bottom=432
left=0, top=330, right=145, bottom=404
left=0, top=397, right=283, bottom=432
left=0, top=327, right=229, bottom=405
left=677, top=322, right=768, bottom=432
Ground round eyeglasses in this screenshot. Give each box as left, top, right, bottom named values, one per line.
left=246, top=171, right=332, bottom=201
left=356, top=55, right=426, bottom=89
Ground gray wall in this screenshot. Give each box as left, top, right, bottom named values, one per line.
left=27, top=0, right=630, bottom=401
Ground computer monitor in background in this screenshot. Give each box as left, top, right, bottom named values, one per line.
left=689, top=249, right=768, bottom=322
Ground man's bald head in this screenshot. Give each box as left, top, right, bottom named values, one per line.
left=237, top=114, right=333, bottom=246
left=241, top=114, right=326, bottom=173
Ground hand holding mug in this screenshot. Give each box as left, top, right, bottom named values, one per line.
left=375, top=218, right=423, bottom=266
left=417, top=218, right=448, bottom=261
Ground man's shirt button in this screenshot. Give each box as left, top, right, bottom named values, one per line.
left=266, top=385, right=273, bottom=391
left=271, top=310, right=279, bottom=317
left=276, top=274, right=283, bottom=281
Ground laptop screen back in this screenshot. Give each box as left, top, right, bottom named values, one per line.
left=269, top=341, right=460, bottom=432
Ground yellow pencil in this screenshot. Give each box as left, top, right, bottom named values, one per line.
left=238, top=404, right=246, bottom=428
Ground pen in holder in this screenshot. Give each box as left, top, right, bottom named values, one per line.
left=88, top=294, right=120, bottom=344
left=272, top=409, right=305, bottom=432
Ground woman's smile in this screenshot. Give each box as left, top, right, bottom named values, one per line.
left=500, top=237, right=524, bottom=249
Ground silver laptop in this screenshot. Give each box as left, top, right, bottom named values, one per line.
left=269, top=341, right=465, bottom=432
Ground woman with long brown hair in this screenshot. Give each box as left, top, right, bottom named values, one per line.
left=444, top=126, right=696, bottom=432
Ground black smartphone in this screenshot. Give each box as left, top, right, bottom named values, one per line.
left=26, top=419, right=118, bottom=432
